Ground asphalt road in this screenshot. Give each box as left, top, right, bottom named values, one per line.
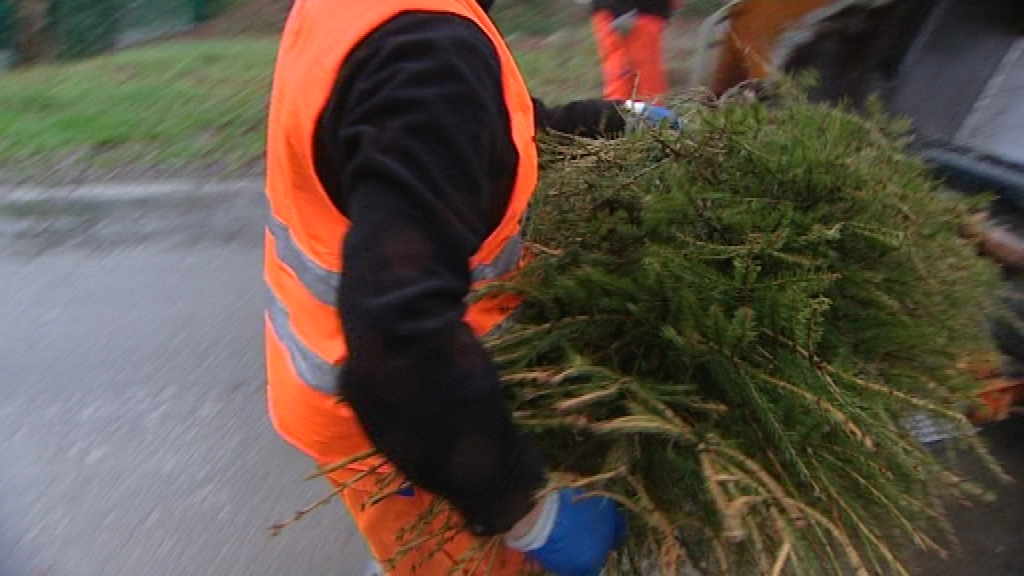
left=0, top=181, right=1021, bottom=576
left=0, top=183, right=366, bottom=576
left=905, top=416, right=1024, bottom=576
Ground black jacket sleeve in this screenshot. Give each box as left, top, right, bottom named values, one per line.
left=534, top=98, right=626, bottom=138
left=311, top=13, right=546, bottom=536
left=592, top=0, right=637, bottom=18
left=591, top=0, right=673, bottom=18
left=310, top=11, right=628, bottom=536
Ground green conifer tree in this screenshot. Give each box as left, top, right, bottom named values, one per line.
left=477, top=88, right=1008, bottom=575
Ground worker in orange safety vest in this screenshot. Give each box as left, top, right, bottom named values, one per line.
left=590, top=0, right=676, bottom=101
left=264, top=1, right=679, bottom=574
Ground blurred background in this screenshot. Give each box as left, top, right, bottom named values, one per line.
left=1, top=0, right=1019, bottom=187
left=0, top=0, right=724, bottom=185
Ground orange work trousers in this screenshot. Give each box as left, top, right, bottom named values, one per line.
left=591, top=10, right=668, bottom=102
left=321, top=464, right=533, bottom=576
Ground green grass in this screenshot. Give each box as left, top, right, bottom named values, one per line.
left=679, top=0, right=729, bottom=16
left=506, top=27, right=604, bottom=102
left=0, top=37, right=277, bottom=177
left=490, top=0, right=574, bottom=36
left=201, top=0, right=245, bottom=20
left=0, top=7, right=638, bottom=180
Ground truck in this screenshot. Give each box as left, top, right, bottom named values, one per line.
left=694, top=0, right=1024, bottom=422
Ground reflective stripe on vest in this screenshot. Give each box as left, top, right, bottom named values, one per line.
left=267, top=214, right=523, bottom=395
left=472, top=233, right=524, bottom=284
left=269, top=215, right=524, bottom=303
left=267, top=288, right=342, bottom=394
left=268, top=216, right=341, bottom=306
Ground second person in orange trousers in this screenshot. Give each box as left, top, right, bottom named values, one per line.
left=590, top=0, right=676, bottom=101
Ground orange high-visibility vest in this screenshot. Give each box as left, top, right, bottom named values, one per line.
left=264, top=0, right=538, bottom=470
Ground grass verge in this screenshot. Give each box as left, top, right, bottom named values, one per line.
left=0, top=1, right=704, bottom=183
left=0, top=37, right=276, bottom=182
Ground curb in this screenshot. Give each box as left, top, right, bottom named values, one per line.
left=0, top=178, right=265, bottom=205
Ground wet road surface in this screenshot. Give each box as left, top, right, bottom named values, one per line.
left=0, top=184, right=365, bottom=576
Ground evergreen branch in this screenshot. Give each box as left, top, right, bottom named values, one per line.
left=589, top=415, right=696, bottom=441
left=562, top=467, right=630, bottom=489
left=827, top=366, right=976, bottom=428
left=707, top=443, right=805, bottom=528
left=708, top=453, right=811, bottom=573
left=785, top=498, right=870, bottom=576
left=802, top=516, right=848, bottom=576
left=363, top=470, right=409, bottom=509
left=625, top=378, right=702, bottom=429
left=746, top=271, right=841, bottom=289
left=807, top=459, right=911, bottom=576
left=554, top=384, right=622, bottom=412
left=817, top=452, right=945, bottom=555
left=568, top=487, right=648, bottom=518
left=766, top=330, right=953, bottom=417
left=627, top=474, right=692, bottom=574
left=742, top=374, right=818, bottom=488
left=770, top=541, right=793, bottom=576
left=305, top=447, right=381, bottom=479
left=512, top=413, right=591, bottom=430
left=737, top=359, right=874, bottom=451
left=269, top=486, right=343, bottom=537
left=742, top=509, right=774, bottom=573
left=700, top=451, right=744, bottom=543
left=446, top=535, right=503, bottom=576
left=271, top=458, right=388, bottom=536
